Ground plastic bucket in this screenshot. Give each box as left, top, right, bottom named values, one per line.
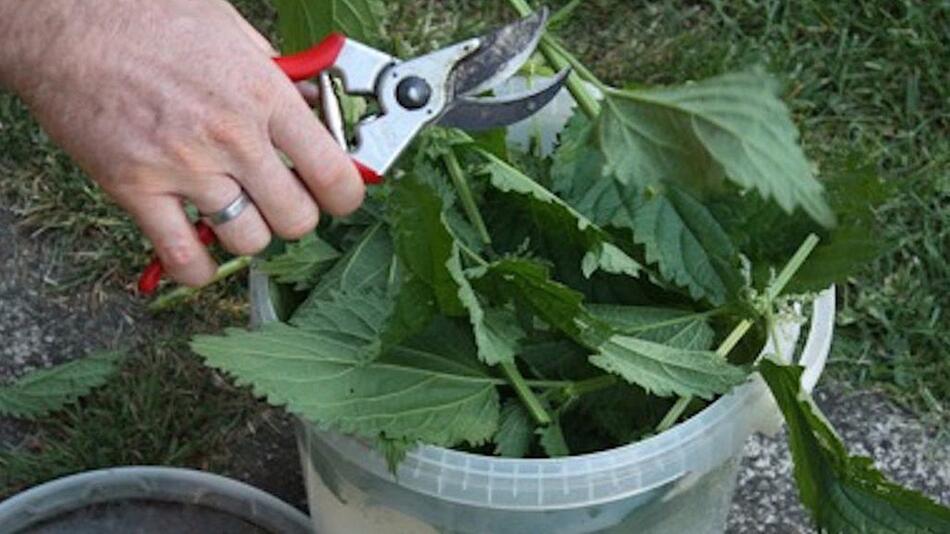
left=250, top=270, right=835, bottom=534
left=0, top=466, right=313, bottom=534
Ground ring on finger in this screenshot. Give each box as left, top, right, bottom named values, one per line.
left=203, top=189, right=252, bottom=226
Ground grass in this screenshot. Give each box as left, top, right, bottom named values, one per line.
left=0, top=0, right=946, bottom=496
left=0, top=338, right=257, bottom=498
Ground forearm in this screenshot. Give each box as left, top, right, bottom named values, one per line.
left=0, top=1, right=76, bottom=93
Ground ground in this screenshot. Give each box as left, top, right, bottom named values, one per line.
left=0, top=0, right=947, bottom=532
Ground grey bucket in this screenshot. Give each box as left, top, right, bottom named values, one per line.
left=0, top=466, right=313, bottom=534
left=250, top=269, right=835, bottom=534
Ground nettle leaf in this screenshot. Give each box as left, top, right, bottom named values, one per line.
left=274, top=0, right=386, bottom=53
left=788, top=162, right=891, bottom=293
left=494, top=400, right=533, bottom=457
left=590, top=336, right=746, bottom=399
left=519, top=338, right=592, bottom=381
left=469, top=259, right=613, bottom=349
left=597, top=71, right=835, bottom=227
left=588, top=305, right=715, bottom=349
left=760, top=361, right=950, bottom=533
left=537, top=420, right=570, bottom=457
left=390, top=177, right=465, bottom=316
left=634, top=186, right=744, bottom=305
left=447, top=246, right=524, bottom=365
left=293, top=223, right=394, bottom=319
left=551, top=118, right=742, bottom=305
left=474, top=148, right=642, bottom=279
left=259, top=233, right=340, bottom=289
left=392, top=176, right=525, bottom=365
left=0, top=351, right=122, bottom=419
left=193, top=294, right=499, bottom=447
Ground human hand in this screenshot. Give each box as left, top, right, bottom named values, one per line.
left=0, top=0, right=364, bottom=287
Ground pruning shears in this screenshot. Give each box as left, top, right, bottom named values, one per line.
left=139, top=9, right=567, bottom=294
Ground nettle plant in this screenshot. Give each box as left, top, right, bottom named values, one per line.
left=190, top=1, right=949, bottom=531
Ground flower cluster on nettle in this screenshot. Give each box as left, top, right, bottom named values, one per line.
left=191, top=1, right=950, bottom=531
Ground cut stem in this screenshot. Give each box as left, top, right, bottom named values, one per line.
left=507, top=0, right=602, bottom=119
left=443, top=150, right=491, bottom=247
left=655, top=234, right=821, bottom=432
left=148, top=255, right=252, bottom=312
left=502, top=362, right=552, bottom=425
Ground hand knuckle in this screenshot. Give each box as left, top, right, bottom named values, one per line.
left=309, top=153, right=351, bottom=190
left=159, top=241, right=198, bottom=270
left=278, top=209, right=319, bottom=240
left=206, top=113, right=265, bottom=160
left=232, top=227, right=272, bottom=256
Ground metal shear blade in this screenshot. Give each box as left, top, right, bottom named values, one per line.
left=446, top=9, right=551, bottom=98
left=438, top=69, right=571, bottom=131
left=351, top=9, right=568, bottom=174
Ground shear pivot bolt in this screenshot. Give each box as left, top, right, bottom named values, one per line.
left=396, top=76, right=432, bottom=110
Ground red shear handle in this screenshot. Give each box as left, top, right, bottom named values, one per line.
left=274, top=35, right=382, bottom=184
left=138, top=222, right=217, bottom=295
left=274, top=33, right=346, bottom=82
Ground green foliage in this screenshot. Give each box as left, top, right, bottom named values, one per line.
left=632, top=186, right=743, bottom=305
left=590, top=336, right=746, bottom=399
left=494, top=400, right=532, bottom=457
left=760, top=361, right=950, bottom=532
left=449, top=245, right=525, bottom=366
left=0, top=351, right=123, bottom=419
left=258, top=233, right=339, bottom=289
left=551, top=117, right=743, bottom=305
left=0, top=0, right=941, bottom=517
left=274, top=0, right=386, bottom=52
left=597, top=72, right=834, bottom=226
left=193, top=298, right=499, bottom=448
left=190, top=1, right=948, bottom=524
left=588, top=305, right=715, bottom=349
left=389, top=177, right=465, bottom=317
left=469, top=258, right=613, bottom=349
left=537, top=419, right=570, bottom=457
left=474, top=147, right=642, bottom=279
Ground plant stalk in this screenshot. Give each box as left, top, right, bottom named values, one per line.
left=443, top=151, right=491, bottom=247
left=501, top=362, right=552, bottom=426
left=655, top=234, right=821, bottom=432
left=507, top=0, right=602, bottom=119
left=148, top=256, right=252, bottom=312
left=565, top=374, right=617, bottom=397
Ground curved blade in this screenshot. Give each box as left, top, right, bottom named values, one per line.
left=437, top=69, right=570, bottom=131
left=447, top=8, right=549, bottom=98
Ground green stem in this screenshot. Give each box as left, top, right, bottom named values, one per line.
left=547, top=0, right=584, bottom=28
left=766, top=233, right=820, bottom=302
left=656, top=396, right=692, bottom=433
left=565, top=374, right=617, bottom=397
left=524, top=379, right=573, bottom=389
left=507, top=0, right=602, bottom=119
left=654, top=234, right=821, bottom=432
left=502, top=362, right=552, bottom=425
left=443, top=151, right=491, bottom=247
left=148, top=256, right=252, bottom=312
left=542, top=35, right=606, bottom=91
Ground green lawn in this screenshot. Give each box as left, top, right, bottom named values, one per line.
left=1, top=0, right=947, bottom=495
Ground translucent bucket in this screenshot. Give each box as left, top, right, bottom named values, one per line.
left=0, top=466, right=313, bottom=534
left=250, top=270, right=835, bottom=534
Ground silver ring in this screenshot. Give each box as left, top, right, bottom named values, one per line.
left=204, top=190, right=251, bottom=226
